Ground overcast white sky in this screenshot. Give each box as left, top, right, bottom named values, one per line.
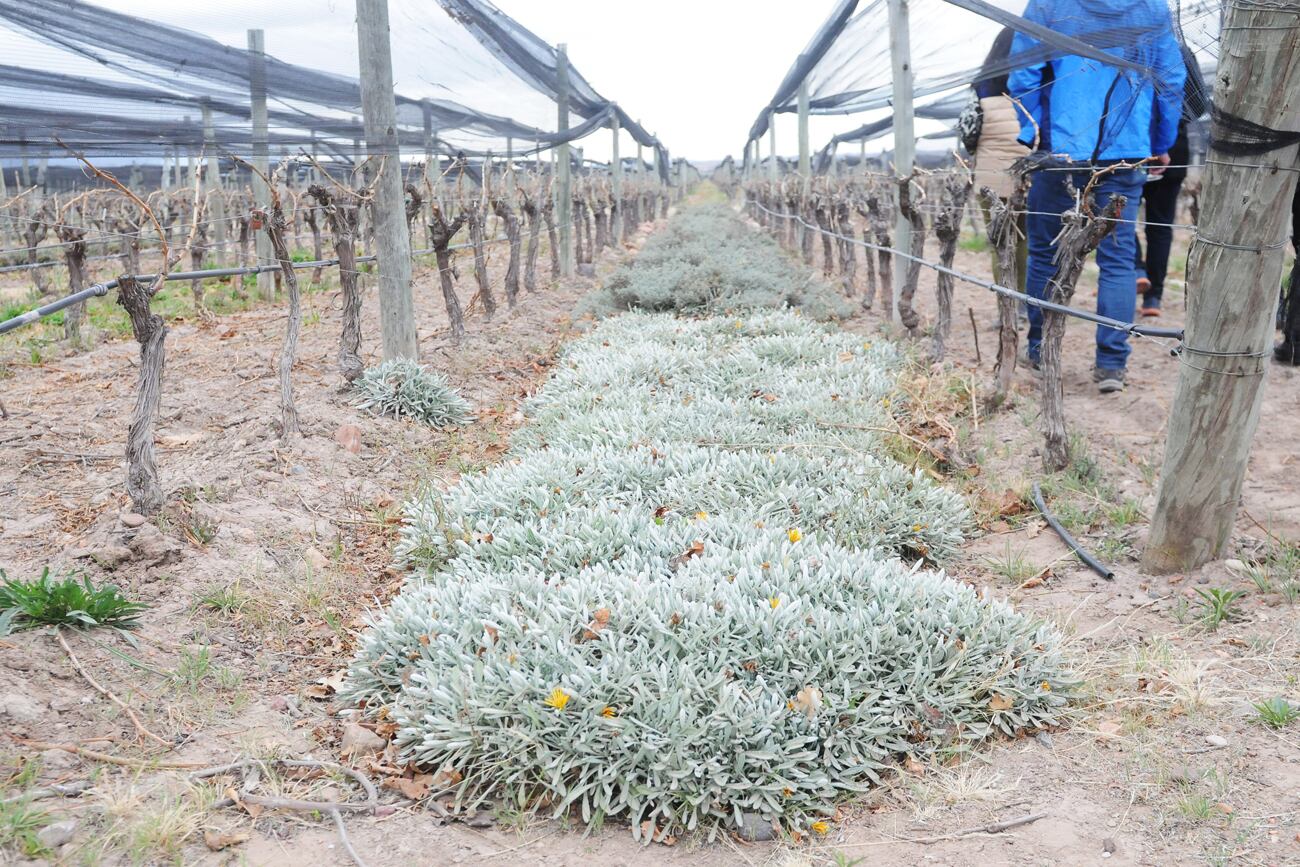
left=100, top=0, right=861, bottom=162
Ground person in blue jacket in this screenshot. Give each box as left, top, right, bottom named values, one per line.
left=1008, top=0, right=1186, bottom=393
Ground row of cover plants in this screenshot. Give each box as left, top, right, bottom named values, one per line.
left=342, top=206, right=1074, bottom=840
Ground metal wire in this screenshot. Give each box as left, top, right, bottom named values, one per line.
left=748, top=199, right=1185, bottom=346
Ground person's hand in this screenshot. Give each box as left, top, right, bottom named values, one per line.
left=1148, top=153, right=1171, bottom=178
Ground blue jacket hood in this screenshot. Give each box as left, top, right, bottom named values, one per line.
left=1007, top=0, right=1186, bottom=163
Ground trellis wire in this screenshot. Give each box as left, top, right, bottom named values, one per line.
left=747, top=199, right=1186, bottom=345
left=0, top=225, right=561, bottom=336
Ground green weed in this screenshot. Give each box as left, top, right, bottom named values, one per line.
left=1192, top=588, right=1245, bottom=631
left=0, top=569, right=146, bottom=633
left=1252, top=696, right=1299, bottom=728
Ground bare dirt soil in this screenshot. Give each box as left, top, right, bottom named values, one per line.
left=1, top=196, right=1297, bottom=867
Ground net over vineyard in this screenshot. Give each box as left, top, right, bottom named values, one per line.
left=745, top=0, right=1219, bottom=162
left=0, top=0, right=669, bottom=173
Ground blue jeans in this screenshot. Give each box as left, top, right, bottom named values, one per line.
left=1025, top=168, right=1144, bottom=371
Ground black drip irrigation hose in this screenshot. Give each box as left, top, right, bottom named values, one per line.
left=1032, top=482, right=1115, bottom=580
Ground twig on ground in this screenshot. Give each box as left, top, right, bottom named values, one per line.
left=0, top=781, right=92, bottom=805
left=833, top=811, right=1049, bottom=849
left=15, top=740, right=202, bottom=769
left=332, top=809, right=369, bottom=867
left=55, top=629, right=172, bottom=747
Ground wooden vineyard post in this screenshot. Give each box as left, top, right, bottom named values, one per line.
left=797, top=81, right=811, bottom=254
left=769, top=111, right=779, bottom=184
left=886, top=0, right=915, bottom=329
left=201, top=101, right=226, bottom=267
left=1143, top=4, right=1300, bottom=574
left=247, top=29, right=275, bottom=301
left=555, top=43, right=574, bottom=278
left=610, top=107, right=622, bottom=242
left=357, top=0, right=419, bottom=361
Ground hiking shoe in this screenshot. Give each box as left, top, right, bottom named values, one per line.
left=1140, top=306, right=1162, bottom=318
left=1136, top=276, right=1151, bottom=294
left=1093, top=367, right=1127, bottom=393
left=1275, top=339, right=1300, bottom=366
left=1019, top=348, right=1042, bottom=376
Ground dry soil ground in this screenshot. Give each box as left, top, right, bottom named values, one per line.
left=0, top=191, right=1297, bottom=867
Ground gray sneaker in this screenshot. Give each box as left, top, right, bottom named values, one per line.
left=1092, top=367, right=1126, bottom=393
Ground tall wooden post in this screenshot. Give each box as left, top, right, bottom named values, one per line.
left=356, top=0, right=418, bottom=360
left=248, top=28, right=274, bottom=300
left=421, top=99, right=435, bottom=167
left=610, top=107, right=622, bottom=241
left=555, top=43, right=574, bottom=278
left=768, top=111, right=778, bottom=183
left=636, top=120, right=644, bottom=178
left=201, top=101, right=226, bottom=267
left=887, top=0, right=915, bottom=328
left=1142, top=3, right=1300, bottom=574
left=797, top=81, right=811, bottom=178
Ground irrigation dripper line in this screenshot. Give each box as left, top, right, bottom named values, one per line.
left=0, top=222, right=572, bottom=337
left=1032, top=482, right=1115, bottom=581
left=748, top=200, right=1186, bottom=348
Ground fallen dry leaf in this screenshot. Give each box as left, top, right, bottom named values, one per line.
left=996, top=490, right=1028, bottom=517
left=382, top=774, right=432, bottom=800
left=582, top=607, right=612, bottom=641
left=1097, top=719, right=1123, bottom=737
left=430, top=766, right=464, bottom=789
left=640, top=821, right=678, bottom=846
left=988, top=694, right=1013, bottom=712
left=203, top=830, right=250, bottom=851
left=793, top=686, right=823, bottom=719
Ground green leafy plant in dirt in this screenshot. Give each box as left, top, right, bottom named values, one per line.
left=1193, top=588, right=1245, bottom=631
left=1252, top=697, right=1299, bottom=728
left=579, top=203, right=852, bottom=320
left=0, top=799, right=51, bottom=858
left=0, top=569, right=146, bottom=634
left=345, top=303, right=1075, bottom=840
left=353, top=359, right=473, bottom=428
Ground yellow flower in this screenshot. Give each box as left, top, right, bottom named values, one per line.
left=787, top=528, right=802, bottom=543
left=769, top=597, right=781, bottom=609
left=912, top=523, right=924, bottom=533
left=695, top=511, right=709, bottom=521
left=862, top=342, right=872, bottom=350
left=1040, top=681, right=1052, bottom=692
left=544, top=687, right=571, bottom=711
left=782, top=787, right=793, bottom=798
left=601, top=705, right=617, bottom=718
left=734, top=320, right=744, bottom=329
left=811, top=820, right=830, bottom=835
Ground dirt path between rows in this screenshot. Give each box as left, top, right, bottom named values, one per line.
left=1, top=195, right=1297, bottom=866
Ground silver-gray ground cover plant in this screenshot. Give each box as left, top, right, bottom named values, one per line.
left=344, top=211, right=1074, bottom=840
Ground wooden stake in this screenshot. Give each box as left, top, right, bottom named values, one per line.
left=247, top=29, right=274, bottom=301
left=356, top=0, right=419, bottom=360
left=1143, top=3, right=1300, bottom=573
left=555, top=43, right=574, bottom=278
left=886, top=0, right=915, bottom=329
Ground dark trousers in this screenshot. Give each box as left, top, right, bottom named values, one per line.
left=1134, top=172, right=1184, bottom=309
left=1026, top=167, right=1144, bottom=370
left=1282, top=189, right=1300, bottom=340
